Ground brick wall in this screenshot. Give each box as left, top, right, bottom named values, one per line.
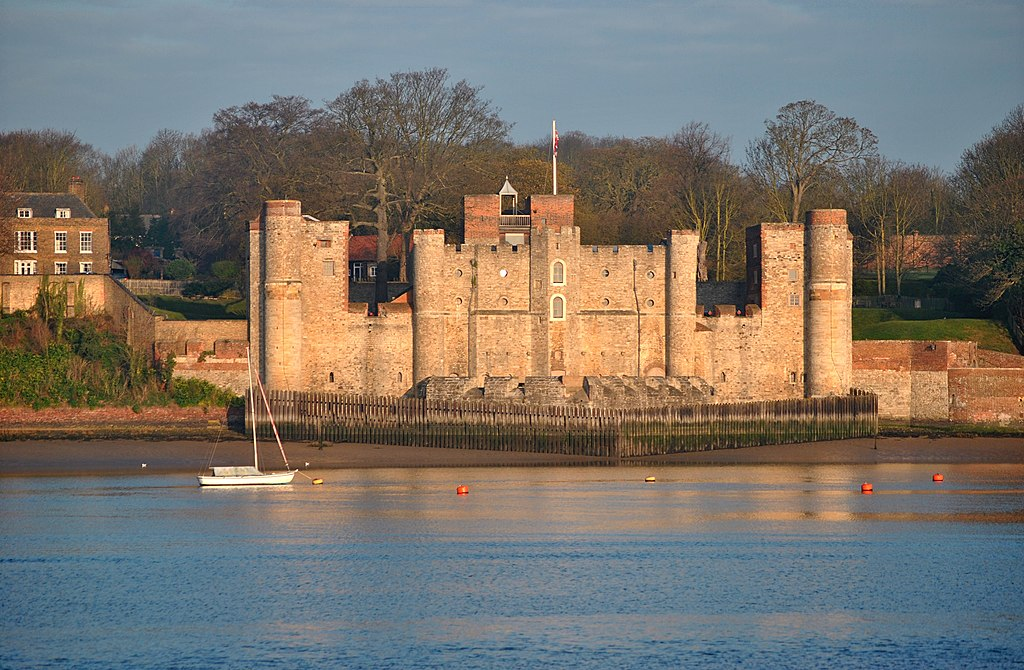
left=949, top=368, right=1024, bottom=424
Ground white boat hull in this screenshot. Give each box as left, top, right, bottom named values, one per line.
left=197, top=471, right=296, bottom=486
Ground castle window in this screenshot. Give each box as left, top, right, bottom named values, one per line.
left=323, top=260, right=335, bottom=276
left=499, top=268, right=508, bottom=278
left=646, top=270, right=655, bottom=279
left=789, top=269, right=798, bottom=281
left=613, top=246, right=619, bottom=254
left=550, top=294, right=565, bottom=321
left=368, top=264, right=377, bottom=278
left=721, top=372, right=726, bottom=382
left=647, top=244, right=654, bottom=253
left=55, top=231, right=67, bottom=253
left=318, top=238, right=332, bottom=248
left=17, top=208, right=32, bottom=218
left=55, top=208, right=71, bottom=219
left=645, top=299, right=655, bottom=308
left=789, top=371, right=797, bottom=383
left=16, top=231, right=37, bottom=252
left=789, top=292, right=800, bottom=306
left=455, top=244, right=462, bottom=253
left=15, top=260, right=36, bottom=275
left=602, top=268, right=610, bottom=277
left=329, top=372, right=335, bottom=383
left=592, top=245, right=598, bottom=253
left=551, top=260, right=565, bottom=285
left=54, top=261, right=67, bottom=274
left=80, top=231, right=93, bottom=253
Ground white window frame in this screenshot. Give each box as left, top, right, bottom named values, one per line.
left=550, top=294, right=566, bottom=321
left=55, top=208, right=71, bottom=219
left=368, top=263, right=377, bottom=278
left=15, top=260, right=37, bottom=275
left=17, top=208, right=32, bottom=218
left=54, top=261, right=68, bottom=275
left=80, top=262, right=93, bottom=274
left=80, top=231, right=93, bottom=253
left=551, top=259, right=566, bottom=286
left=55, top=231, right=68, bottom=253
left=789, top=292, right=800, bottom=306
left=16, top=230, right=37, bottom=253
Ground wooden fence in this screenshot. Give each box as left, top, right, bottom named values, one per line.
left=250, top=390, right=878, bottom=459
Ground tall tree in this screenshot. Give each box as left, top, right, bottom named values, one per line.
left=950, top=105, right=1024, bottom=349
left=746, top=100, right=877, bottom=223
left=326, top=68, right=510, bottom=305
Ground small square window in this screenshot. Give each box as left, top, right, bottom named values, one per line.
left=55, top=208, right=71, bottom=219
left=17, top=208, right=32, bottom=218
left=789, top=292, right=800, bottom=306
left=80, top=262, right=93, bottom=274
left=15, top=260, right=36, bottom=275
left=788, top=269, right=798, bottom=282
left=54, top=261, right=68, bottom=275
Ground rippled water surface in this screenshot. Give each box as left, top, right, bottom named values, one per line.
left=2, top=464, right=1023, bottom=668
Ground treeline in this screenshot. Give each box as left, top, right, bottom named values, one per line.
left=0, top=69, right=1020, bottom=335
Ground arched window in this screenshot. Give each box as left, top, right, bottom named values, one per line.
left=550, top=294, right=565, bottom=321
left=551, top=260, right=565, bottom=285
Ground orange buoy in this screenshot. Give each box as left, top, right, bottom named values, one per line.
left=861, top=482, right=874, bottom=494
left=933, top=473, right=944, bottom=482
left=456, top=485, right=469, bottom=495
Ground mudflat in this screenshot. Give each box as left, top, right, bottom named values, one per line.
left=1, top=436, right=1021, bottom=476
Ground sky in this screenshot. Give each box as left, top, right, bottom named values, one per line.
left=0, top=0, right=1021, bottom=174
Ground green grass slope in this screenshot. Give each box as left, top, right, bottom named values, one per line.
left=853, top=308, right=1018, bottom=353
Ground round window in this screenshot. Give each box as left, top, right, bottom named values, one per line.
left=499, top=269, right=508, bottom=277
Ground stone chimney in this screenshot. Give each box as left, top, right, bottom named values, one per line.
left=68, top=176, right=86, bottom=200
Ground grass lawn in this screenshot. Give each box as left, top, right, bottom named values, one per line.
left=138, top=295, right=247, bottom=320
left=853, top=308, right=1018, bottom=353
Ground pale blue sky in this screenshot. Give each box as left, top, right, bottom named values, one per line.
left=1, top=0, right=1021, bottom=173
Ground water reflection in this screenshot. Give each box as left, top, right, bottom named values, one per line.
left=1, top=464, right=1022, bottom=668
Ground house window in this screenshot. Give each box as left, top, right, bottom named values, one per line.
left=54, top=261, right=68, bottom=275
left=550, top=294, right=566, bottom=321
left=80, top=262, right=93, bottom=274
left=15, top=260, right=36, bottom=275
left=368, top=263, right=377, bottom=278
left=55, top=231, right=67, bottom=253
left=55, top=208, right=71, bottom=219
left=16, top=231, right=37, bottom=252
left=789, top=292, right=800, bottom=306
left=551, top=260, right=565, bottom=285
left=323, top=260, right=335, bottom=276
left=80, top=231, right=93, bottom=253
left=17, top=208, right=32, bottom=218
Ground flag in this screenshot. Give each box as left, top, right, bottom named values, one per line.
left=553, top=127, right=559, bottom=157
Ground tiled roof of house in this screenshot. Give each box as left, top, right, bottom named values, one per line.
left=6, top=193, right=98, bottom=219
left=348, top=234, right=404, bottom=262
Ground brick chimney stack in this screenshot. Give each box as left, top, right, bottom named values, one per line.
left=68, top=176, right=85, bottom=200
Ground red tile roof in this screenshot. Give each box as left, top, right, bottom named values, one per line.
left=348, top=234, right=404, bottom=262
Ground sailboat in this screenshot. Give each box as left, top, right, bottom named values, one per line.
left=197, top=347, right=296, bottom=486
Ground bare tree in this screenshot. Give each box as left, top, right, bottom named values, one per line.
left=747, top=100, right=877, bottom=223
left=326, top=68, right=510, bottom=307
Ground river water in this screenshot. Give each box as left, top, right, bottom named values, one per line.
left=2, top=464, right=1023, bottom=668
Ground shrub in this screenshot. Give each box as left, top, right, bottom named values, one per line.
left=171, top=376, right=238, bottom=408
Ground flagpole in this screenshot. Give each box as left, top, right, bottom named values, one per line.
left=552, top=119, right=558, bottom=195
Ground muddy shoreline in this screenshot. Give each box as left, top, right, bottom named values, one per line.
left=1, top=435, right=1021, bottom=476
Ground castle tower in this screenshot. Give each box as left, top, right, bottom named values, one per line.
left=257, top=200, right=305, bottom=389
left=804, top=209, right=853, bottom=396
left=411, top=228, right=448, bottom=383
left=665, top=229, right=699, bottom=377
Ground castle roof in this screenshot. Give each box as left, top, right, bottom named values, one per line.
left=348, top=234, right=404, bottom=262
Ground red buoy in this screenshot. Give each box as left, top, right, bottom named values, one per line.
left=456, top=485, right=469, bottom=495
left=861, top=482, right=874, bottom=494
left=933, top=473, right=944, bottom=482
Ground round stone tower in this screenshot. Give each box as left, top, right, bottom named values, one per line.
left=804, top=209, right=852, bottom=396
left=665, top=229, right=699, bottom=377
left=260, top=200, right=304, bottom=389
left=411, top=228, right=448, bottom=383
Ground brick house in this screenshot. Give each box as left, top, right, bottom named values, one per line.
left=1, top=177, right=110, bottom=277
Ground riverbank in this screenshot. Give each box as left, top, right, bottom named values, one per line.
left=1, top=435, right=1021, bottom=476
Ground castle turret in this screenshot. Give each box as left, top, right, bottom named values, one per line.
left=411, top=228, right=448, bottom=383
left=804, top=209, right=852, bottom=396
left=259, top=200, right=304, bottom=389
left=665, top=229, right=698, bottom=376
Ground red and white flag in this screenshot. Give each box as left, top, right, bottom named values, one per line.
left=553, top=127, right=559, bottom=157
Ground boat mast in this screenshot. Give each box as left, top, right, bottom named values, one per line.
left=246, top=346, right=259, bottom=471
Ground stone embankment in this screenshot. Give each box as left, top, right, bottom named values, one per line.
left=0, top=405, right=236, bottom=440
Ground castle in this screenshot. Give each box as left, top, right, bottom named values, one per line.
left=248, top=181, right=853, bottom=402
